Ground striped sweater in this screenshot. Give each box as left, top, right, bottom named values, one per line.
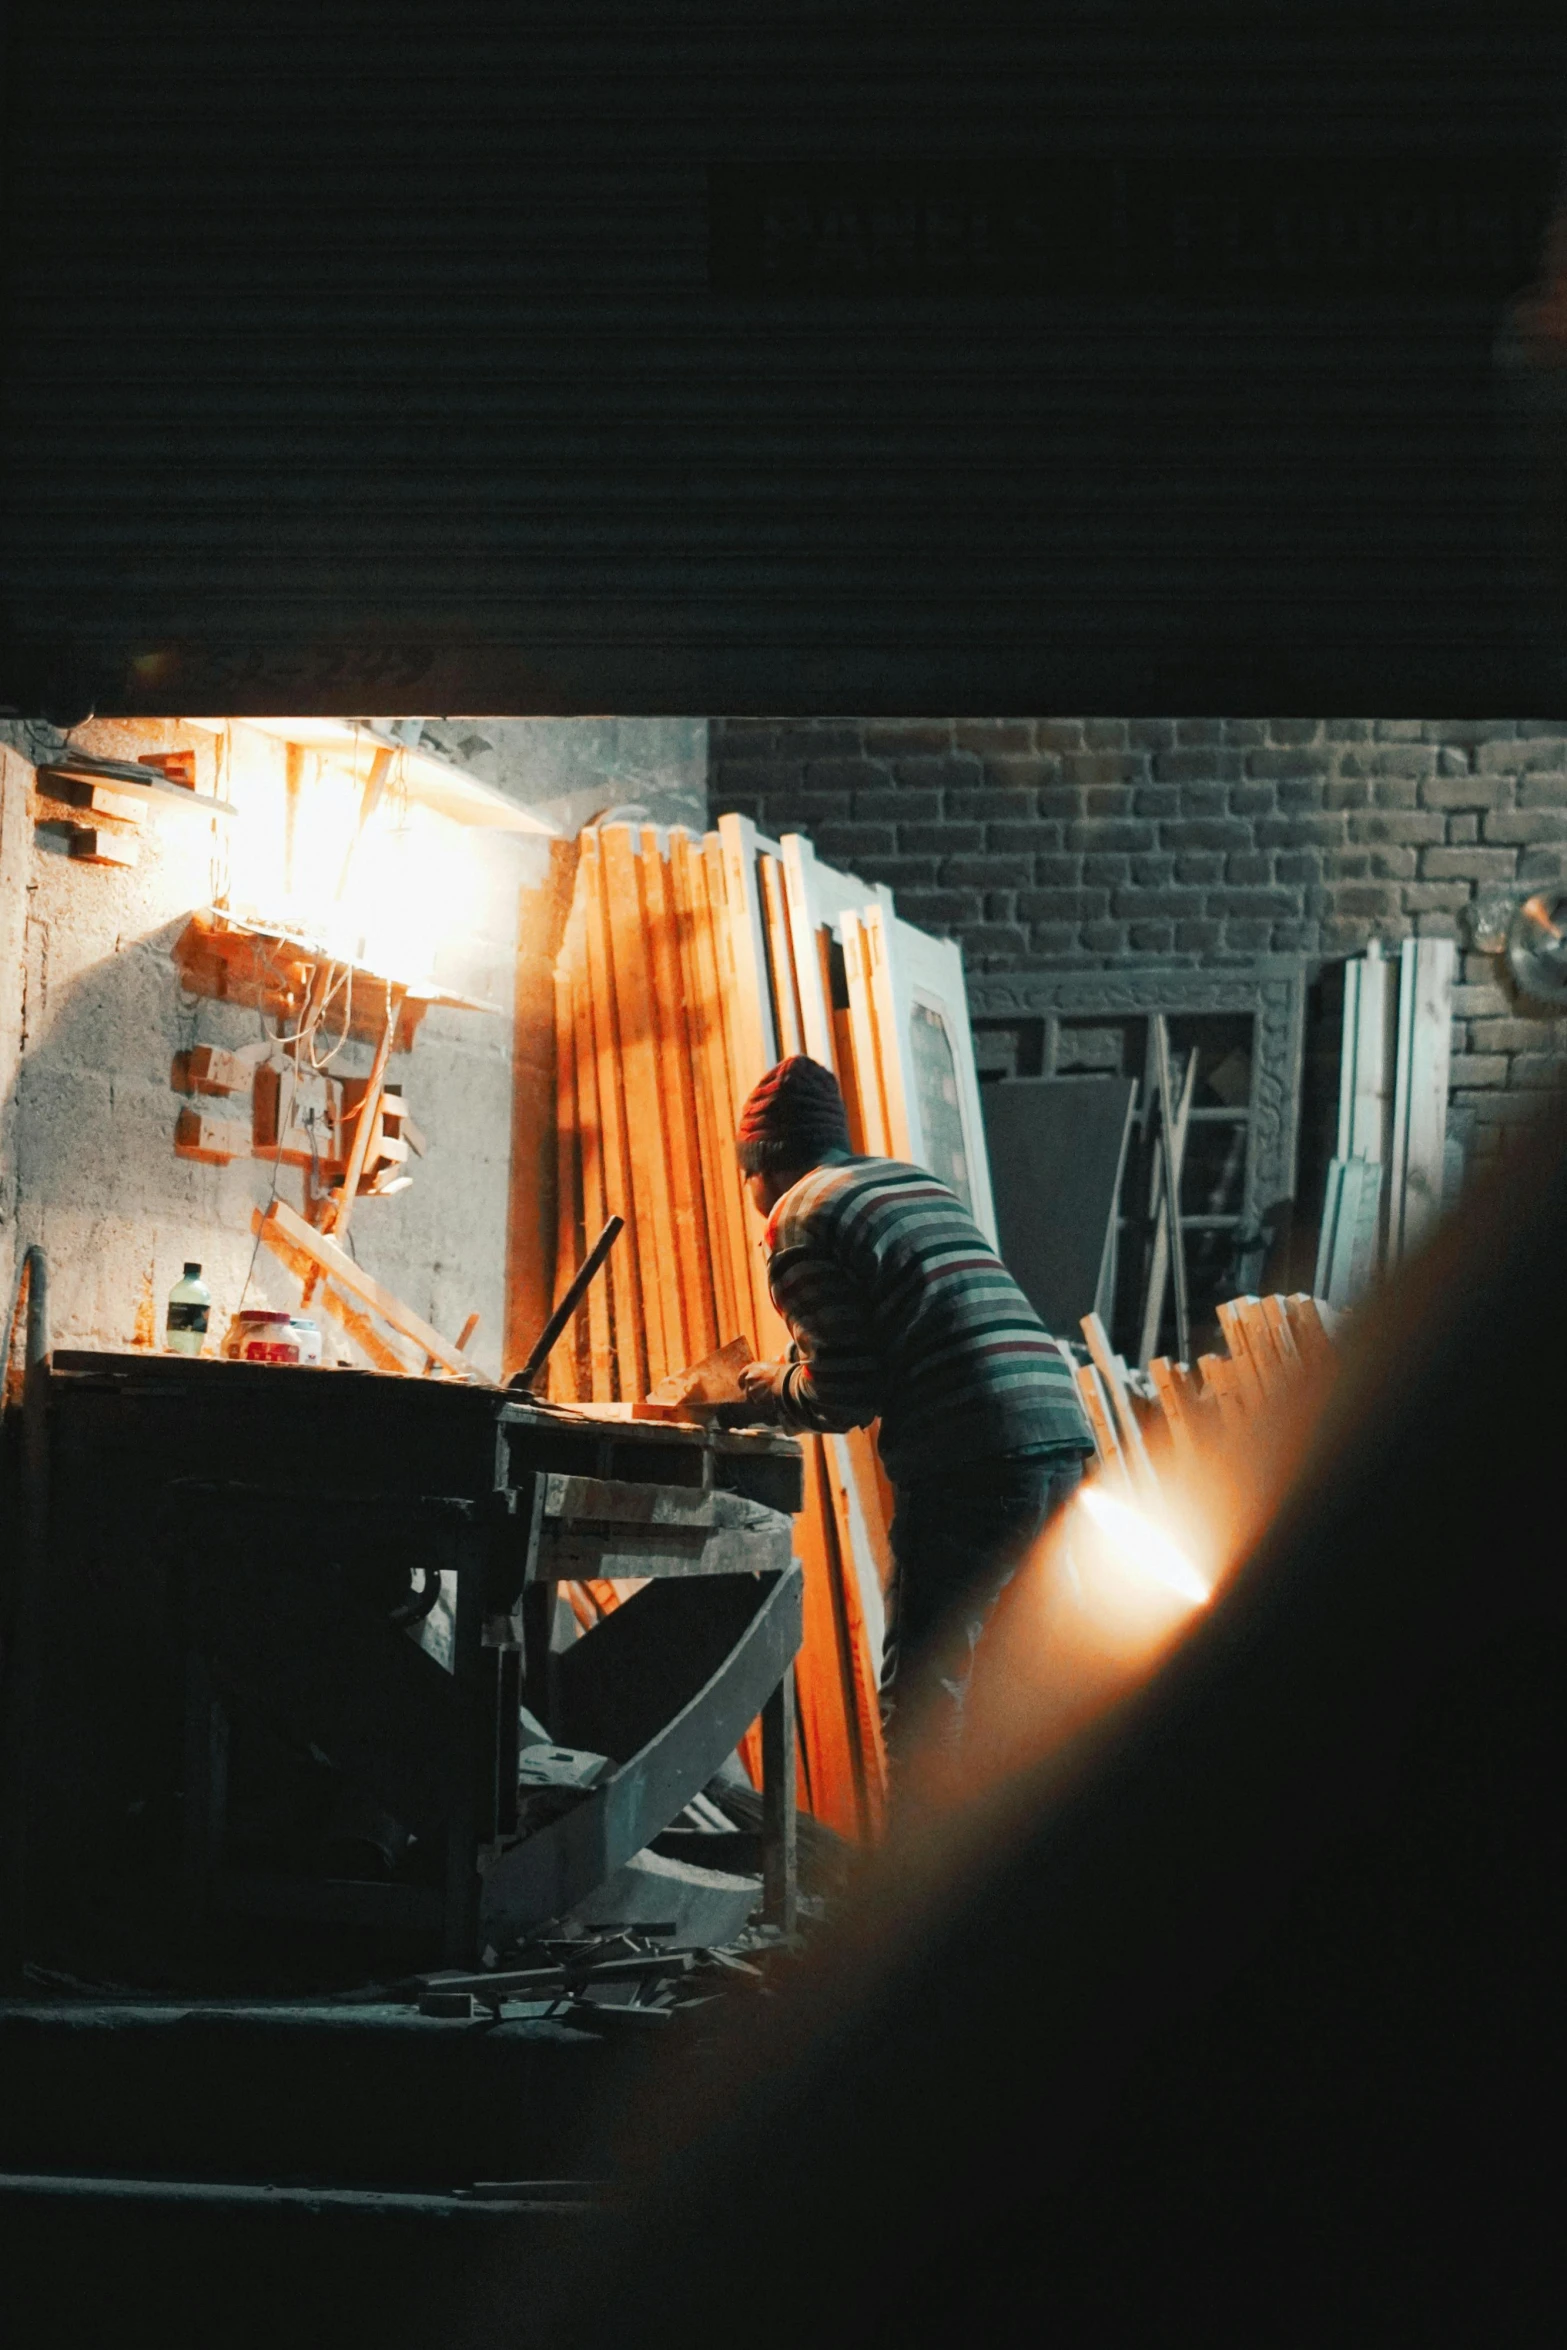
left=763, top=1151, right=1092, bottom=1486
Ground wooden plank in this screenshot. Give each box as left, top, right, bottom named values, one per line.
left=669, top=828, right=744, bottom=1348
left=861, top=896, right=913, bottom=1162
left=324, top=986, right=403, bottom=1246
left=1285, top=1292, right=1338, bottom=1373
left=841, top=910, right=893, bottom=1156
left=251, top=1206, right=416, bottom=1379
left=1080, top=1311, right=1158, bottom=1496
left=1313, top=1156, right=1347, bottom=1298
left=758, top=852, right=804, bottom=1059
left=778, top=834, right=839, bottom=1072
left=549, top=960, right=582, bottom=1402
left=716, top=811, right=779, bottom=1075
left=791, top=1435, right=869, bottom=1841
left=1147, top=1355, right=1202, bottom=1467
left=816, top=1436, right=888, bottom=1833
left=1197, top=1351, right=1248, bottom=1435
left=707, top=828, right=788, bottom=1355
left=1388, top=934, right=1455, bottom=1263
left=700, top=831, right=766, bottom=1349
left=1233, top=1296, right=1290, bottom=1399
left=570, top=946, right=615, bottom=1402
left=1322, top=1153, right=1385, bottom=1307
left=1215, top=1300, right=1273, bottom=1415
left=1335, top=953, right=1363, bottom=1159
left=600, top=823, right=681, bottom=1389
left=1075, top=1361, right=1124, bottom=1480
left=641, top=827, right=717, bottom=1364
left=1349, top=940, right=1398, bottom=1165
left=777, top=828, right=882, bottom=1148
left=1258, top=1294, right=1303, bottom=1385
left=580, top=830, right=645, bottom=1400
left=261, top=1199, right=494, bottom=1384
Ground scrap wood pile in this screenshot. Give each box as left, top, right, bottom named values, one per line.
left=1074, top=1292, right=1342, bottom=1502
left=548, top=815, right=902, bottom=1841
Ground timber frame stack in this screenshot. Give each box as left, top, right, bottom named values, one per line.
left=549, top=814, right=904, bottom=1840
left=1076, top=1292, right=1341, bottom=1499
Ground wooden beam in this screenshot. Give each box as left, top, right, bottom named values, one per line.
left=504, top=834, right=576, bottom=1383
left=641, top=826, right=718, bottom=1364
left=1147, top=1355, right=1202, bottom=1468
left=717, top=811, right=779, bottom=1075
left=261, top=1199, right=494, bottom=1384
left=706, top=828, right=788, bottom=1354
left=600, top=823, right=681, bottom=1388
left=251, top=1207, right=415, bottom=1379
left=1388, top=934, right=1455, bottom=1263
left=669, top=828, right=743, bottom=1347
left=1075, top=1362, right=1127, bottom=1486
left=840, top=909, right=893, bottom=1157
left=549, top=960, right=582, bottom=1401
left=579, top=830, right=645, bottom=1400
left=758, top=852, right=804, bottom=1059
left=778, top=834, right=839, bottom=1073
left=1080, top=1311, right=1158, bottom=1497
left=570, top=940, right=615, bottom=1401
left=1215, top=1299, right=1275, bottom=1414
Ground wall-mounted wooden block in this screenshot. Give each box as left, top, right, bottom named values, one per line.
left=172, top=1044, right=259, bottom=1097
left=67, top=826, right=139, bottom=868
left=138, top=750, right=197, bottom=789
left=35, top=768, right=145, bottom=824
left=252, top=1061, right=345, bottom=1175
left=174, top=1106, right=249, bottom=1164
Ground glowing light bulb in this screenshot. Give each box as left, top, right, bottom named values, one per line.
left=1076, top=1485, right=1212, bottom=1609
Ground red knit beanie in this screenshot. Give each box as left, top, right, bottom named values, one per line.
left=736, top=1056, right=852, bottom=1175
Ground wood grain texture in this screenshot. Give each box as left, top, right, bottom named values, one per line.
left=669, top=827, right=743, bottom=1348
left=580, top=830, right=645, bottom=1401
left=549, top=960, right=583, bottom=1402
left=641, top=825, right=717, bottom=1364
left=600, top=822, right=679, bottom=1388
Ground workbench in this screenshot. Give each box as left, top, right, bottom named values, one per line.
left=1, top=1352, right=804, bottom=1987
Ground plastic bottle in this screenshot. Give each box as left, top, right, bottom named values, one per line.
left=165, top=1262, right=212, bottom=1357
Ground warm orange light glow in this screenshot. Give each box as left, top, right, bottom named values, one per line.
left=1075, top=1484, right=1212, bottom=1609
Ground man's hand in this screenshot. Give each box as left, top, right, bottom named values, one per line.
left=711, top=1361, right=787, bottom=1427
left=739, top=1359, right=785, bottom=1405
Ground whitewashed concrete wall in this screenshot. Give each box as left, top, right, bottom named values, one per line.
left=0, top=717, right=705, bottom=1380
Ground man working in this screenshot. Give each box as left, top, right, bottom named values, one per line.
left=731, top=1055, right=1094, bottom=1759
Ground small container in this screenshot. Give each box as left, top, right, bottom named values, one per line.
left=165, top=1262, right=211, bottom=1357
left=221, top=1310, right=324, bottom=1366
left=288, top=1316, right=323, bottom=1366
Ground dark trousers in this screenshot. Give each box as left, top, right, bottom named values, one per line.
left=882, top=1444, right=1088, bottom=1764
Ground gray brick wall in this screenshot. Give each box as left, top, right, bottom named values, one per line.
left=710, top=717, right=1567, bottom=1177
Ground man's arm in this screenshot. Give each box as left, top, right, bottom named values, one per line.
left=752, top=1239, right=883, bottom=1435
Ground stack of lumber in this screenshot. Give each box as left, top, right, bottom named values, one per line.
left=1075, top=1293, right=1340, bottom=1499
left=549, top=816, right=890, bottom=1839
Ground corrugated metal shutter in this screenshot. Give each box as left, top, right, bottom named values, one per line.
left=1, top=4, right=1564, bottom=715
